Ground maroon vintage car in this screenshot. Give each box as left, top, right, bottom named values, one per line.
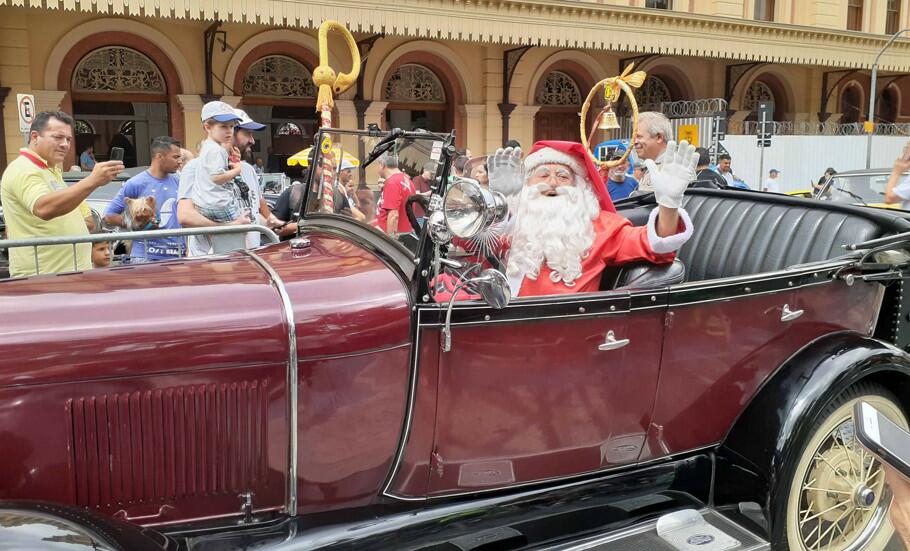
left=3, top=128, right=910, bottom=551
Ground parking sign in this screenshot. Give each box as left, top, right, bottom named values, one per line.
left=17, top=94, right=35, bottom=133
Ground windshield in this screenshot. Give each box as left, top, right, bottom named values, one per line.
left=823, top=174, right=897, bottom=208
left=298, top=129, right=452, bottom=253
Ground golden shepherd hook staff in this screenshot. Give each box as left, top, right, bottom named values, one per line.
left=312, top=20, right=361, bottom=213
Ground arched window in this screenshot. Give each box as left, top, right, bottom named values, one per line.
left=638, top=76, right=673, bottom=111
left=743, top=80, right=775, bottom=112
left=242, top=55, right=317, bottom=98
left=384, top=64, right=446, bottom=103
left=535, top=71, right=581, bottom=106
left=840, top=84, right=863, bottom=124
left=878, top=86, right=899, bottom=124
left=276, top=122, right=302, bottom=136
left=72, top=46, right=165, bottom=94
left=74, top=120, right=95, bottom=135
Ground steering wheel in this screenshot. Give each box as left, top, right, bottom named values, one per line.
left=405, top=194, right=429, bottom=234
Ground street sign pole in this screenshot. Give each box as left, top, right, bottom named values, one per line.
left=756, top=101, right=773, bottom=191
left=758, top=116, right=765, bottom=192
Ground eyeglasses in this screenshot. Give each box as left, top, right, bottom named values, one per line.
left=532, top=167, right=573, bottom=185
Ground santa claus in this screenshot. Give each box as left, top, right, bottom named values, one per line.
left=488, top=140, right=695, bottom=297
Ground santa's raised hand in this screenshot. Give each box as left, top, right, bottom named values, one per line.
left=488, top=146, right=523, bottom=197
left=643, top=140, right=697, bottom=209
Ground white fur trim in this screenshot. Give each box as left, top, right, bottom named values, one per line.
left=646, top=207, right=693, bottom=254
left=524, top=147, right=585, bottom=179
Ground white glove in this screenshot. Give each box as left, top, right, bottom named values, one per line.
left=488, top=146, right=523, bottom=197
left=644, top=140, right=697, bottom=209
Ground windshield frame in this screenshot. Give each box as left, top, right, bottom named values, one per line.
left=818, top=171, right=904, bottom=209
left=298, top=127, right=457, bottom=298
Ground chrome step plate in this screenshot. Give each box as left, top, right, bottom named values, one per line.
left=539, top=509, right=770, bottom=551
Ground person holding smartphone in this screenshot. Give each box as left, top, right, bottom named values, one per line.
left=0, top=110, right=123, bottom=276
left=884, top=140, right=910, bottom=209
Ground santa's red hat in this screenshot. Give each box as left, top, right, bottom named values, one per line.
left=523, top=140, right=615, bottom=213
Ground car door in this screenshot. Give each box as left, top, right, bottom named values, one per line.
left=423, top=290, right=668, bottom=496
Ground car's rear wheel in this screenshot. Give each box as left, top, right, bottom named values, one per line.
left=777, top=383, right=907, bottom=550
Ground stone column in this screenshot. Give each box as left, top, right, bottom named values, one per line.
left=220, top=95, right=243, bottom=108
left=177, top=94, right=206, bottom=152
left=509, top=105, right=541, bottom=151
left=459, top=104, right=486, bottom=154
left=361, top=101, right=389, bottom=189
left=363, top=101, right=389, bottom=130
left=334, top=99, right=359, bottom=154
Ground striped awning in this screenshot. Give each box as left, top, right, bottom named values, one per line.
left=5, top=0, right=910, bottom=71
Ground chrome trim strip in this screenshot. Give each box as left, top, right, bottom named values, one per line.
left=381, top=307, right=426, bottom=498
left=669, top=278, right=835, bottom=307
left=384, top=439, right=718, bottom=501
left=241, top=250, right=298, bottom=517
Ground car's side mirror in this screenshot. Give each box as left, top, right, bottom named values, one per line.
left=441, top=269, right=511, bottom=352
left=442, top=178, right=507, bottom=240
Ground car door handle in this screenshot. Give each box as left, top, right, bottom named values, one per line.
left=598, top=331, right=630, bottom=351
left=781, top=304, right=804, bottom=322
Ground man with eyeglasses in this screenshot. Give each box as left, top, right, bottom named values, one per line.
left=0, top=110, right=123, bottom=276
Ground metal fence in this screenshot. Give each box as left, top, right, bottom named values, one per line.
left=741, top=121, right=910, bottom=136
left=0, top=225, right=280, bottom=276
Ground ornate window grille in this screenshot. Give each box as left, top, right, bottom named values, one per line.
left=743, top=80, right=775, bottom=112
left=72, top=47, right=165, bottom=94
left=242, top=55, right=317, bottom=98
left=74, top=120, right=95, bottom=135
left=276, top=122, right=302, bottom=136
left=638, top=76, right=673, bottom=111
left=384, top=64, right=446, bottom=103
left=535, top=71, right=581, bottom=106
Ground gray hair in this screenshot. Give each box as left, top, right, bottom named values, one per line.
left=639, top=111, right=673, bottom=142
left=378, top=152, right=399, bottom=168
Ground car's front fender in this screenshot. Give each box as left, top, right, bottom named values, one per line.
left=715, top=331, right=910, bottom=510
left=0, top=500, right=176, bottom=550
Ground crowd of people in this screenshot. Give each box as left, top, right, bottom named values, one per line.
left=0, top=102, right=292, bottom=277
left=0, top=106, right=897, bottom=281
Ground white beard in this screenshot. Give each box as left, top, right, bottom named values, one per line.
left=506, top=177, right=601, bottom=287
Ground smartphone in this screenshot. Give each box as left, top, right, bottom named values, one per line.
left=854, top=401, right=910, bottom=480
left=110, top=147, right=125, bottom=162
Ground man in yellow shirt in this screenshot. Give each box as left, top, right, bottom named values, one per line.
left=1, top=111, right=122, bottom=277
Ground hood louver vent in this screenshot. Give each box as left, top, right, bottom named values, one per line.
left=66, top=380, right=270, bottom=510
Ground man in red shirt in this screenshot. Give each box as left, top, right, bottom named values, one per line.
left=488, top=140, right=696, bottom=297
left=374, top=152, right=416, bottom=236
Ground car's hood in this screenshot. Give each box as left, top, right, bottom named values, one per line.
left=0, top=234, right=411, bottom=387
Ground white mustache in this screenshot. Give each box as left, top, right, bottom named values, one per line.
left=530, top=183, right=573, bottom=196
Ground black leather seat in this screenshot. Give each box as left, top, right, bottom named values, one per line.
left=677, top=190, right=910, bottom=281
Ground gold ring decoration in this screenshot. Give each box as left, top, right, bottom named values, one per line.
left=312, top=20, right=361, bottom=113
left=579, top=63, right=647, bottom=169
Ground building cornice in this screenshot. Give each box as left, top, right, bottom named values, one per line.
left=5, top=0, right=910, bottom=71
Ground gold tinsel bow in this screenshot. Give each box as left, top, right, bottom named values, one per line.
left=603, top=63, right=647, bottom=102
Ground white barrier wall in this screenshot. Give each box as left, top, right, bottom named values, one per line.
left=718, top=135, right=909, bottom=193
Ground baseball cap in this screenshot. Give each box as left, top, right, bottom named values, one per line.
left=201, top=101, right=241, bottom=123
left=340, top=159, right=357, bottom=171
left=234, top=108, right=266, bottom=131
left=770, top=168, right=780, bottom=174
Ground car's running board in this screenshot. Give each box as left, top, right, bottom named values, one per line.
left=537, top=509, right=770, bottom=551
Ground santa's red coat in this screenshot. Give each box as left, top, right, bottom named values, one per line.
left=511, top=210, right=685, bottom=297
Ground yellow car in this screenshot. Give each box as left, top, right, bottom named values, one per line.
left=785, top=189, right=815, bottom=199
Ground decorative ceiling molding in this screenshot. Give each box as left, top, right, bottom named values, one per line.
left=6, top=0, right=910, bottom=71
